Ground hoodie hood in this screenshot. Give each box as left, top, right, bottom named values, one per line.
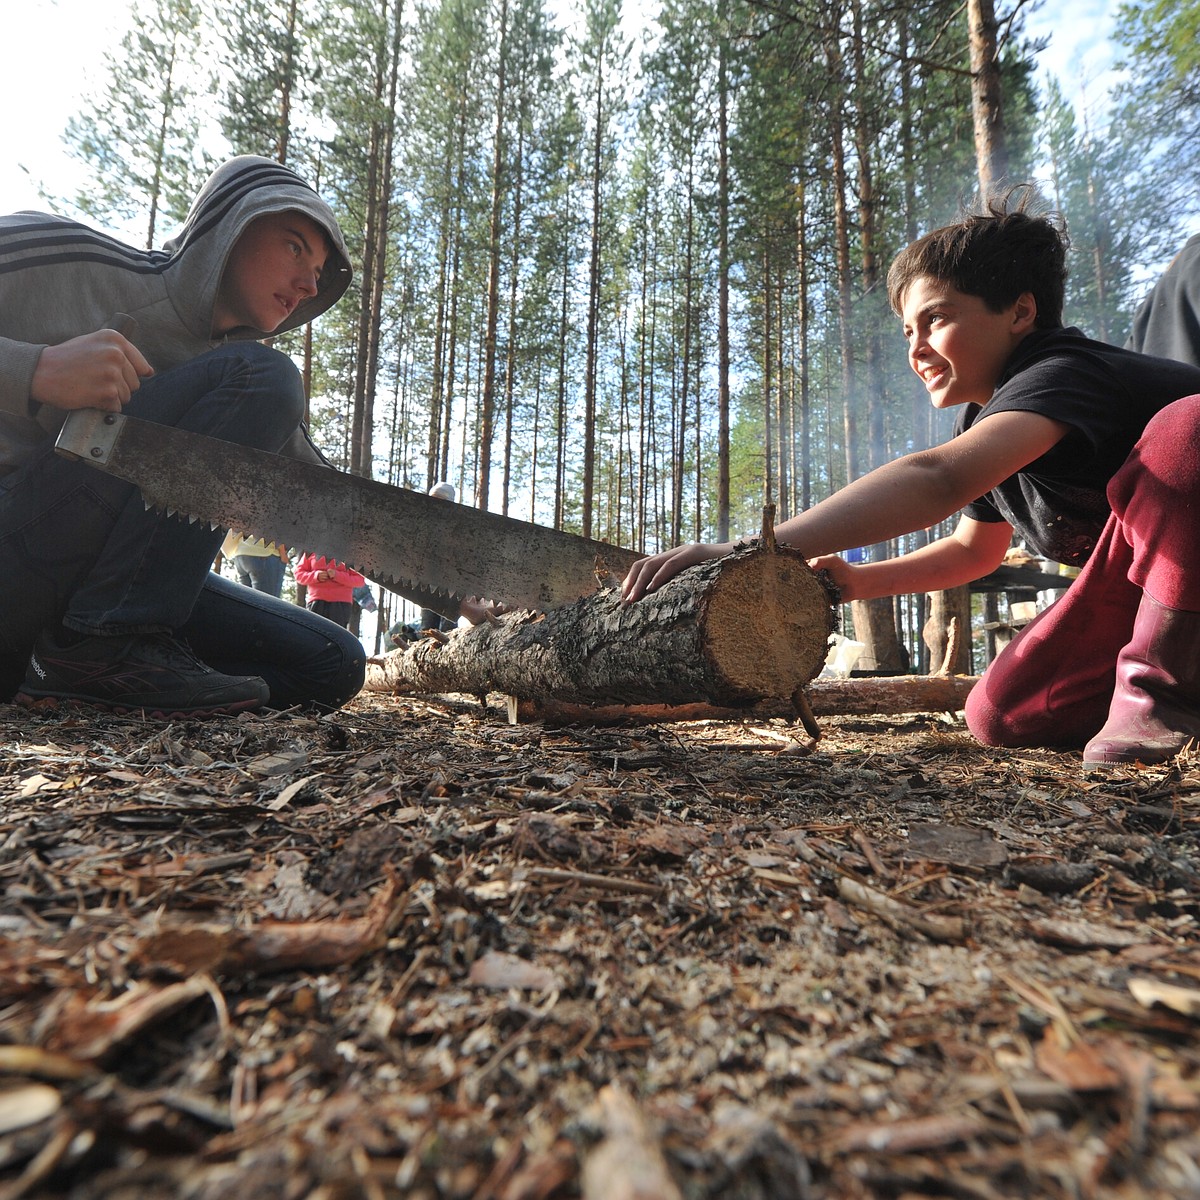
left=163, top=156, right=352, bottom=341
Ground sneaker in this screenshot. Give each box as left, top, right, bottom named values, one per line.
left=15, top=630, right=269, bottom=718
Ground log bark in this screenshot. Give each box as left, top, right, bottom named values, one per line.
left=365, top=540, right=836, bottom=708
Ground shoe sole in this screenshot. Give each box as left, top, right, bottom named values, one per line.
left=14, top=692, right=265, bottom=719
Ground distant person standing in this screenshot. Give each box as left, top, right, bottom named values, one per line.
left=410, top=481, right=504, bottom=633
left=221, top=531, right=289, bottom=598
left=294, top=554, right=365, bottom=630
left=421, top=482, right=459, bottom=632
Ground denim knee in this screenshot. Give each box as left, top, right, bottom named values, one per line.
left=272, top=624, right=366, bottom=711
left=129, top=342, right=308, bottom=455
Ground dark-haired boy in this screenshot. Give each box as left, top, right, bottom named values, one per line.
left=622, top=192, right=1200, bottom=769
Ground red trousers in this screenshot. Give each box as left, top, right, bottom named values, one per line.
left=965, top=394, right=1200, bottom=748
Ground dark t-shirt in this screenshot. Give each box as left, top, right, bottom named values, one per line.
left=957, top=326, right=1200, bottom=566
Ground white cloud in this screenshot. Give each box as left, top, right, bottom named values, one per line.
left=3, top=0, right=134, bottom=213
left=1022, top=0, right=1125, bottom=125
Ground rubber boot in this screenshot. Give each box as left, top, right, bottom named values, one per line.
left=1083, top=592, right=1200, bottom=770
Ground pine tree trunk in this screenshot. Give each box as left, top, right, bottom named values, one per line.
left=924, top=585, right=973, bottom=674
left=364, top=540, right=836, bottom=708
left=967, top=0, right=1008, bottom=193
left=582, top=37, right=605, bottom=539
left=715, top=9, right=731, bottom=542
left=478, top=0, right=509, bottom=510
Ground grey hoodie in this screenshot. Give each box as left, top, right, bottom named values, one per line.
left=0, top=156, right=352, bottom=475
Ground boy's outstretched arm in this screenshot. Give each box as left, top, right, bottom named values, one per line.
left=621, top=409, right=1067, bottom=602
left=620, top=539, right=736, bottom=601
left=810, top=515, right=1015, bottom=602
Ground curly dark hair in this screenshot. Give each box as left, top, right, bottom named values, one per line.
left=887, top=185, right=1069, bottom=330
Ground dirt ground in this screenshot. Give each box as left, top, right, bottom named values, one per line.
left=1, top=690, right=1197, bottom=1200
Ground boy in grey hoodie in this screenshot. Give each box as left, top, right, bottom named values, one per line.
left=0, top=156, right=366, bottom=716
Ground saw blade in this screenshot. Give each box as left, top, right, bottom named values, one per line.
left=55, top=410, right=641, bottom=612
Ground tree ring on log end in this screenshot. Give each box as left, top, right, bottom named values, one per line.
left=699, top=547, right=836, bottom=702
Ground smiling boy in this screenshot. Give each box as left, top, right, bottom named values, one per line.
left=622, top=189, right=1200, bottom=768
left=0, top=156, right=367, bottom=717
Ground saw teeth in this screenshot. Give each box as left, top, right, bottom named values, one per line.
left=384, top=573, right=467, bottom=606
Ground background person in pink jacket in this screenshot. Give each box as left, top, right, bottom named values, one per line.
left=294, top=554, right=365, bottom=630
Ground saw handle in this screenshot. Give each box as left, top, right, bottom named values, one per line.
left=48, top=316, right=140, bottom=455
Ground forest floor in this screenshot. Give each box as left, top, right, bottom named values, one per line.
left=1, top=688, right=1198, bottom=1200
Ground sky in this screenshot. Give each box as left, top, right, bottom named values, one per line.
left=5, top=0, right=1128, bottom=224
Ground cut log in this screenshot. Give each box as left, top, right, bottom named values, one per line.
left=364, top=538, right=837, bottom=709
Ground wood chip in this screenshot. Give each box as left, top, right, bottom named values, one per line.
left=581, top=1084, right=684, bottom=1200
left=0, top=1082, right=61, bottom=1134
left=1129, top=977, right=1200, bottom=1018
left=832, top=1111, right=984, bottom=1154
left=906, top=822, right=1008, bottom=869
left=468, top=950, right=560, bottom=992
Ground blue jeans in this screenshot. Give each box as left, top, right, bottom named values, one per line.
left=0, top=342, right=364, bottom=709
left=234, top=551, right=287, bottom=597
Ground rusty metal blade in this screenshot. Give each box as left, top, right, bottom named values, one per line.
left=54, top=410, right=640, bottom=611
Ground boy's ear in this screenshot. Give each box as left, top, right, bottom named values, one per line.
left=1012, top=291, right=1038, bottom=333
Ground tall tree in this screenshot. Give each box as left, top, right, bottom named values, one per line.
left=403, top=0, right=492, bottom=487
left=714, top=0, right=733, bottom=542
left=477, top=0, right=511, bottom=509
left=1104, top=0, right=1200, bottom=270
left=647, top=0, right=714, bottom=543
left=216, top=0, right=317, bottom=162
left=575, top=0, right=628, bottom=538
left=62, top=0, right=208, bottom=245
left=846, top=0, right=907, bottom=674
left=967, top=0, right=1008, bottom=192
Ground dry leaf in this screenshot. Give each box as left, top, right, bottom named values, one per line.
left=46, top=976, right=217, bottom=1062
left=1129, top=977, right=1200, bottom=1018
left=468, top=950, right=560, bottom=992
left=639, top=824, right=707, bottom=860
left=0, top=1083, right=61, bottom=1133
left=1035, top=1027, right=1121, bottom=1092
left=581, top=1084, right=683, bottom=1200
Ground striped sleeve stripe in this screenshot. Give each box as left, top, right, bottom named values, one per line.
left=0, top=222, right=171, bottom=277
left=0, top=249, right=170, bottom=277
